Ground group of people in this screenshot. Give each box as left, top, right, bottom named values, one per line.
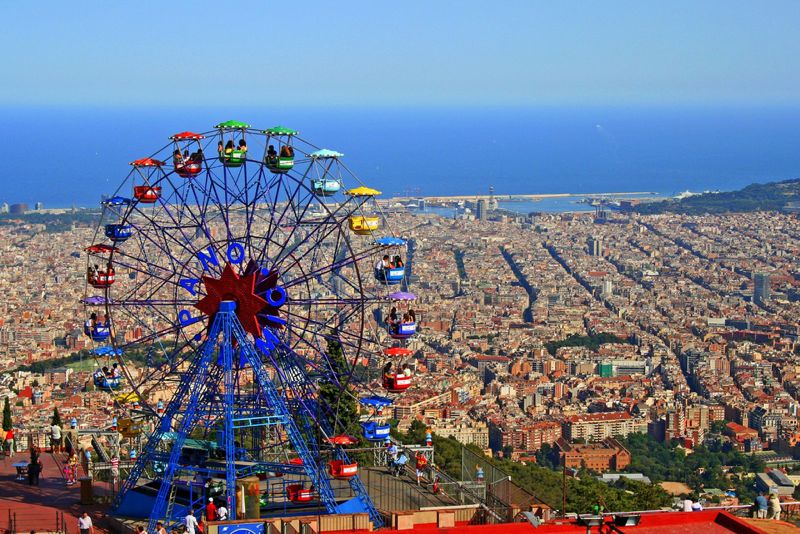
left=386, top=306, right=416, bottom=334
left=93, top=363, right=121, bottom=381
left=173, top=148, right=204, bottom=167
left=87, top=263, right=114, bottom=284
left=178, top=498, right=230, bottom=534
left=84, top=312, right=112, bottom=337
left=753, top=491, right=783, bottom=521
left=266, top=144, right=294, bottom=163
left=217, top=139, right=248, bottom=160
left=375, top=254, right=404, bottom=272
left=383, top=361, right=413, bottom=380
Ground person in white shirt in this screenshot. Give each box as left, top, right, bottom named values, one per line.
left=217, top=504, right=229, bottom=521
left=78, top=512, right=94, bottom=534
left=682, top=498, right=693, bottom=512
left=185, top=509, right=199, bottom=534
left=51, top=424, right=62, bottom=453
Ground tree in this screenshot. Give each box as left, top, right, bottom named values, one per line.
left=317, top=335, right=359, bottom=436
left=51, top=407, right=62, bottom=427
left=2, top=397, right=11, bottom=432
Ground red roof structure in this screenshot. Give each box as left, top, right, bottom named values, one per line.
left=170, top=131, right=206, bottom=140
left=129, top=157, right=164, bottom=167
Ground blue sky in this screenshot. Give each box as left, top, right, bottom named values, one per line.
left=1, top=1, right=799, bottom=106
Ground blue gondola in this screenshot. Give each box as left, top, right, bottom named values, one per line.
left=389, top=322, right=416, bottom=339
left=375, top=267, right=405, bottom=285
left=361, top=421, right=391, bottom=442
left=105, top=224, right=133, bottom=243
left=84, top=322, right=111, bottom=342
left=311, top=178, right=341, bottom=196
left=94, top=374, right=122, bottom=390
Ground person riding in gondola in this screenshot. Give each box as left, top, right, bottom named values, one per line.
left=102, top=366, right=111, bottom=378
left=267, top=144, right=278, bottom=163
left=224, top=140, right=234, bottom=159
left=383, top=362, right=393, bottom=381
left=409, top=309, right=416, bottom=323
left=191, top=149, right=203, bottom=163
left=393, top=255, right=404, bottom=268
left=112, top=363, right=121, bottom=378
left=401, top=363, right=412, bottom=377
left=85, top=312, right=98, bottom=332
left=217, top=141, right=224, bottom=159
left=183, top=149, right=190, bottom=161
left=376, top=254, right=390, bottom=275
left=280, top=144, right=294, bottom=158
left=173, top=149, right=184, bottom=166
left=386, top=306, right=398, bottom=333
left=237, top=139, right=248, bottom=154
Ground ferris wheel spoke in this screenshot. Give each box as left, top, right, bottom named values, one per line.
left=282, top=245, right=381, bottom=289
left=126, top=207, right=208, bottom=280
left=272, top=198, right=370, bottom=277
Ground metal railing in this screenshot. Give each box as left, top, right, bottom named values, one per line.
left=0, top=509, right=68, bottom=534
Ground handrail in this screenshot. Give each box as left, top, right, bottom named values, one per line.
left=389, top=437, right=507, bottom=523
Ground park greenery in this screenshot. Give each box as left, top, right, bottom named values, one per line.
left=545, top=332, right=629, bottom=355
left=395, top=420, right=672, bottom=514
left=619, top=433, right=763, bottom=503
left=633, top=178, right=800, bottom=215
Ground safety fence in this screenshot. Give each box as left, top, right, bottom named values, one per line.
left=0, top=509, right=70, bottom=534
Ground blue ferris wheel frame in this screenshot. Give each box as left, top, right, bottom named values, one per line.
left=83, top=123, right=416, bottom=529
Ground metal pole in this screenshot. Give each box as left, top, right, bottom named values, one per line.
left=562, top=459, right=567, bottom=517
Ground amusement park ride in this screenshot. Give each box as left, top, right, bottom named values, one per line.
left=79, top=122, right=422, bottom=530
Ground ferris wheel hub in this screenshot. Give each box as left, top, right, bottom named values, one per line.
left=195, top=263, right=270, bottom=338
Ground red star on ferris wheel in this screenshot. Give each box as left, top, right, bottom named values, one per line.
left=195, top=264, right=268, bottom=338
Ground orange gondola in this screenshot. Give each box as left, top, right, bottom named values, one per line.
left=328, top=460, right=358, bottom=478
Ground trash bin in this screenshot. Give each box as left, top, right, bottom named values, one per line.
left=80, top=477, right=93, bottom=505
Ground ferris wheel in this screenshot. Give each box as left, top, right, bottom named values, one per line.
left=80, top=121, right=421, bottom=529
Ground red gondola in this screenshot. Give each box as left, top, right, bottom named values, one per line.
left=88, top=267, right=115, bottom=288
left=328, top=434, right=358, bottom=446
left=288, top=457, right=304, bottom=466
left=286, top=484, right=314, bottom=503
left=84, top=244, right=118, bottom=254
left=382, top=373, right=412, bottom=393
left=383, top=347, right=413, bottom=357
left=133, top=186, right=161, bottom=203
left=175, top=162, right=202, bottom=178
left=328, top=460, right=358, bottom=478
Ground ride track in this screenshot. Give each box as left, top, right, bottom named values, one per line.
left=78, top=121, right=423, bottom=529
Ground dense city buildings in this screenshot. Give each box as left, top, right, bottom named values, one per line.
left=2, top=205, right=800, bottom=500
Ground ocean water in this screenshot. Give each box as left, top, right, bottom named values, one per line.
left=1, top=105, right=799, bottom=208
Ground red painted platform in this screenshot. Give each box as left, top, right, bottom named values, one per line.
left=0, top=451, right=110, bottom=534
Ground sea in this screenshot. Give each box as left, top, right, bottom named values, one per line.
left=2, top=105, right=800, bottom=209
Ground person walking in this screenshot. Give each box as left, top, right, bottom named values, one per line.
left=155, top=521, right=167, bottom=534
left=185, top=509, right=200, bottom=534
left=217, top=502, right=229, bottom=521
left=78, top=512, right=94, bottom=534
left=755, top=492, right=768, bottom=519
left=51, top=423, right=62, bottom=453
left=206, top=497, right=218, bottom=522
left=768, top=493, right=782, bottom=521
